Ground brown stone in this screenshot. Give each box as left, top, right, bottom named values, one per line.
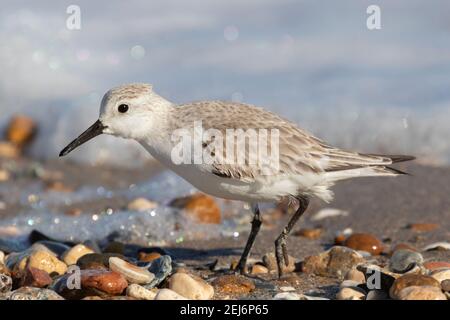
left=423, top=261, right=450, bottom=271
left=212, top=275, right=255, bottom=294
left=294, top=228, right=323, bottom=239
left=441, top=279, right=450, bottom=292
left=262, top=252, right=296, bottom=273
left=20, top=266, right=52, bottom=288
left=408, top=223, right=439, bottom=232
left=397, top=285, right=446, bottom=300
left=5, top=115, right=37, bottom=147
left=389, top=243, right=418, bottom=256
left=390, top=274, right=441, bottom=299
left=301, top=246, right=365, bottom=279
left=138, top=252, right=161, bottom=263
left=170, top=193, right=221, bottom=224
left=344, top=233, right=383, bottom=255
left=334, top=234, right=347, bottom=245
left=251, top=264, right=269, bottom=274
left=0, top=142, right=20, bottom=158
left=81, top=270, right=128, bottom=295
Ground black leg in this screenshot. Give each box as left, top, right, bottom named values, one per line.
left=235, top=203, right=262, bottom=274
left=274, top=197, right=309, bottom=277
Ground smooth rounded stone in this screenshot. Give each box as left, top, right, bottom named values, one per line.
left=389, top=243, right=418, bottom=257
left=212, top=275, right=255, bottom=295
left=251, top=264, right=269, bottom=275
left=62, top=244, right=95, bottom=265
left=397, top=285, right=447, bottom=300
left=430, top=269, right=450, bottom=283
left=366, top=290, right=389, bottom=300
left=77, top=253, right=126, bottom=270
left=169, top=193, right=221, bottom=224
left=109, top=257, right=154, bottom=284
left=138, top=252, right=161, bottom=263
left=423, top=242, right=450, bottom=251
left=0, top=251, right=4, bottom=265
left=0, top=274, right=12, bottom=293
left=302, top=246, right=365, bottom=279
left=20, top=266, right=52, bottom=288
left=408, top=223, right=439, bottom=232
left=424, top=261, right=450, bottom=271
left=9, top=287, right=64, bottom=300
left=344, top=268, right=366, bottom=284
left=27, top=250, right=67, bottom=275
left=81, top=270, right=128, bottom=295
left=293, top=228, right=323, bottom=239
left=262, top=252, right=296, bottom=273
left=32, top=242, right=67, bottom=256
left=336, top=287, right=366, bottom=300
left=389, top=249, right=423, bottom=273
left=279, top=286, right=296, bottom=292
left=357, top=264, right=398, bottom=292
left=127, top=197, right=158, bottom=212
left=340, top=280, right=362, bottom=289
left=441, top=279, right=450, bottom=292
left=169, top=272, right=214, bottom=300
left=390, top=274, right=441, bottom=299
left=126, top=284, right=157, bottom=300
left=344, top=233, right=383, bottom=256
left=155, top=288, right=188, bottom=300
left=273, top=292, right=302, bottom=300
left=143, top=255, right=172, bottom=288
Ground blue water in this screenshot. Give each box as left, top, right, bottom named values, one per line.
left=1, top=0, right=449, bottom=165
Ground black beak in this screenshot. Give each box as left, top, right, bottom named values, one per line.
left=59, top=120, right=106, bottom=157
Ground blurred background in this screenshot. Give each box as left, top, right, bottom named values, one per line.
left=1, top=0, right=449, bottom=166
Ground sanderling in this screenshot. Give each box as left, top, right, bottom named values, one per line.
left=60, top=83, right=414, bottom=277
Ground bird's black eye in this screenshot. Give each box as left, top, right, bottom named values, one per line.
left=118, top=104, right=129, bottom=113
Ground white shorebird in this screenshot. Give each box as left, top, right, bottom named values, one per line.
left=60, top=83, right=414, bottom=277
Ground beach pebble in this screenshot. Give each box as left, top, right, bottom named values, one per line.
left=262, top=252, right=296, bottom=273
left=127, top=198, right=158, bottom=211
left=408, top=223, right=439, bottom=232
left=170, top=193, right=221, bottom=224
left=357, top=264, right=398, bottom=292
left=126, top=284, right=156, bottom=300
left=423, top=242, right=450, bottom=251
left=251, top=264, right=269, bottom=274
left=389, top=243, right=418, bottom=256
left=62, top=244, right=95, bottom=266
left=5, top=115, right=36, bottom=147
left=441, top=279, right=450, bottom=292
left=154, top=288, right=187, bottom=300
left=390, top=274, right=441, bottom=299
left=109, top=257, right=154, bottom=284
left=144, top=255, right=172, bottom=288
left=169, top=272, right=214, bottom=300
left=344, top=233, right=383, bottom=255
left=0, top=274, right=12, bottom=293
left=340, top=280, right=362, bottom=289
left=280, top=286, right=296, bottom=292
left=0, top=142, right=19, bottom=158
left=366, top=290, right=389, bottom=300
left=138, top=252, right=161, bottom=263
left=430, top=269, right=450, bottom=283
left=311, top=208, right=348, bottom=221
left=293, top=228, right=322, bottom=239
left=9, top=287, right=64, bottom=300
left=344, top=268, right=366, bottom=284
left=27, top=250, right=67, bottom=275
left=397, top=285, right=446, bottom=300
left=336, top=287, right=366, bottom=300
left=273, top=292, right=302, bottom=300
left=212, top=275, right=255, bottom=294
left=81, top=270, right=128, bottom=295
left=389, top=249, right=423, bottom=273
left=19, top=266, right=52, bottom=288
left=424, top=261, right=450, bottom=271
left=301, top=246, right=365, bottom=278
left=0, top=251, right=4, bottom=265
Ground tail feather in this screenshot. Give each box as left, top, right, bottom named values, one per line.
left=367, top=154, right=416, bottom=164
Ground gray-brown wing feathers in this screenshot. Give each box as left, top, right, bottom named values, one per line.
left=171, top=101, right=413, bottom=181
